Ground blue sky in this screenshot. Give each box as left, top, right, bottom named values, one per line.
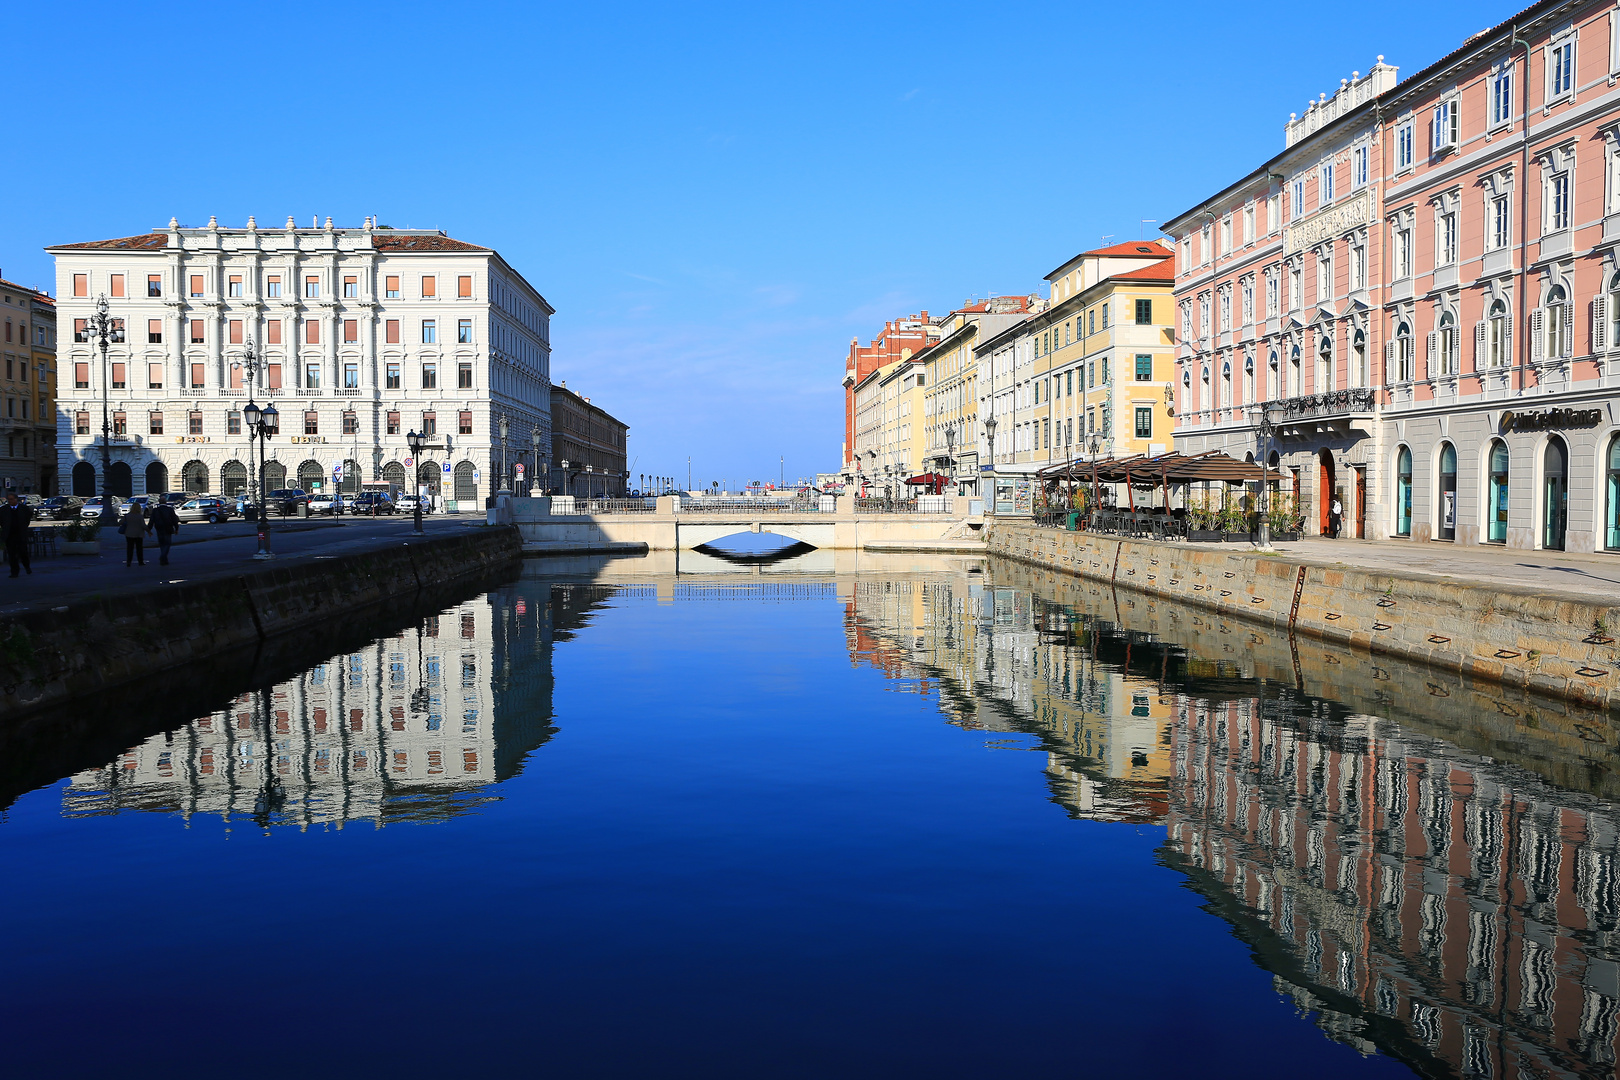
left=4, top=1, right=1522, bottom=488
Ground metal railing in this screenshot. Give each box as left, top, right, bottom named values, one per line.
left=582, top=498, right=655, bottom=513
left=855, top=497, right=919, bottom=513
left=678, top=497, right=825, bottom=513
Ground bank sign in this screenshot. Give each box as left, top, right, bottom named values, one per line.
left=1501, top=407, right=1603, bottom=432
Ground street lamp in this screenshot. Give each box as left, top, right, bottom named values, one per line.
left=406, top=429, right=427, bottom=534
left=983, top=415, right=997, bottom=508
left=1247, top=402, right=1287, bottom=550
left=497, top=412, right=511, bottom=496
left=531, top=425, right=542, bottom=495
left=84, top=294, right=123, bottom=525
left=242, top=398, right=278, bottom=559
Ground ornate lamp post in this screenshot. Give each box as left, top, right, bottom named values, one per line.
left=944, top=425, right=957, bottom=496
left=531, top=425, right=542, bottom=495
left=242, top=399, right=278, bottom=559
left=84, top=294, right=123, bottom=525
left=497, top=412, right=511, bottom=496
left=1249, top=401, right=1287, bottom=551
left=406, top=429, right=427, bottom=534
left=982, top=415, right=998, bottom=509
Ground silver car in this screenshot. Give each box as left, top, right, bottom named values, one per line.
left=176, top=497, right=234, bottom=524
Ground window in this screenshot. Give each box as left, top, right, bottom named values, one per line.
left=147, top=318, right=163, bottom=344
left=304, top=275, right=319, bottom=298
left=1546, top=284, right=1571, bottom=358
left=266, top=319, right=282, bottom=345
left=1352, top=145, right=1369, bottom=189
left=1396, top=120, right=1415, bottom=169
left=149, top=411, right=163, bottom=435
left=1243, top=203, right=1255, bottom=243
left=227, top=410, right=241, bottom=435
left=421, top=275, right=436, bottom=298
left=1488, top=299, right=1509, bottom=368
left=190, top=318, right=204, bottom=344
left=1434, top=99, right=1459, bottom=152
left=1321, top=163, right=1336, bottom=203
left=230, top=362, right=244, bottom=389
left=422, top=319, right=437, bottom=344
left=75, top=411, right=89, bottom=435
left=457, top=318, right=473, bottom=344
left=1267, top=194, right=1279, bottom=233
left=190, top=362, right=204, bottom=387
left=1134, top=406, right=1152, bottom=440
left=342, top=411, right=358, bottom=435
left=385, top=275, right=400, bottom=299
left=147, top=274, right=162, bottom=297
left=229, top=275, right=242, bottom=298
left=113, top=411, right=127, bottom=436
left=1350, top=242, right=1366, bottom=291
left=74, top=362, right=88, bottom=389
left=1437, top=313, right=1457, bottom=376
left=267, top=363, right=282, bottom=389
left=72, top=273, right=86, bottom=297
left=387, top=411, right=401, bottom=435
left=1291, top=178, right=1305, bottom=217
left=1396, top=323, right=1414, bottom=382
left=342, top=318, right=358, bottom=344
left=229, top=319, right=243, bottom=344
left=1549, top=39, right=1574, bottom=100
left=1549, top=172, right=1571, bottom=231
left=422, top=411, right=437, bottom=436
left=457, top=275, right=472, bottom=298
left=386, top=362, right=401, bottom=389
left=1134, top=298, right=1152, bottom=325
left=1491, top=66, right=1513, bottom=127
left=385, top=319, right=399, bottom=344
left=459, top=410, right=473, bottom=435
left=266, top=275, right=281, bottom=298
left=421, top=362, right=437, bottom=388
left=343, top=363, right=359, bottom=389
left=1241, top=278, right=1254, bottom=323
left=188, top=411, right=203, bottom=435
left=304, top=411, right=319, bottom=435
left=1491, top=195, right=1510, bottom=250
left=343, top=275, right=357, bottom=298
left=1439, top=210, right=1458, bottom=265
left=1135, top=355, right=1153, bottom=381
left=305, top=320, right=320, bottom=345
left=1290, top=265, right=1302, bottom=309
left=1394, top=224, right=1412, bottom=278
left=189, top=274, right=204, bottom=298
left=458, top=362, right=473, bottom=388
left=109, top=273, right=124, bottom=298
left=1220, top=217, right=1232, bottom=253
left=1317, top=253, right=1331, bottom=302
left=1100, top=304, right=1108, bottom=328
left=305, top=362, right=321, bottom=388
left=1266, top=272, right=1278, bottom=316
left=1219, top=289, right=1231, bottom=331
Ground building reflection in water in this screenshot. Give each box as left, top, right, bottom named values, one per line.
left=844, top=567, right=1620, bottom=1078
left=60, top=575, right=622, bottom=830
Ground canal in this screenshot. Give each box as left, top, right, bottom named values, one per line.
left=1, top=551, right=1616, bottom=1078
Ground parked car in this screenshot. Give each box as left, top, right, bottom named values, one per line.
left=395, top=494, right=430, bottom=515
left=40, top=496, right=85, bottom=520
left=266, top=488, right=310, bottom=516
left=350, top=491, right=398, bottom=515
left=308, top=493, right=342, bottom=515
left=158, top=492, right=190, bottom=507
left=80, top=496, right=129, bottom=519
left=176, top=497, right=234, bottom=524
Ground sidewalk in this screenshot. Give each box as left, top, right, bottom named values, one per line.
left=0, top=513, right=492, bottom=618
left=1256, top=535, right=1620, bottom=599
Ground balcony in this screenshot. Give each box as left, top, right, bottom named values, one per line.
left=296, top=388, right=324, bottom=396
left=1273, top=387, right=1377, bottom=437
left=334, top=388, right=363, bottom=396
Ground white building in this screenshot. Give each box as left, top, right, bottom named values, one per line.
left=48, top=216, right=553, bottom=507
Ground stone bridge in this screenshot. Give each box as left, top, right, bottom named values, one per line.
left=507, top=495, right=985, bottom=553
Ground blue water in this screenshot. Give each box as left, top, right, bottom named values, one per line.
left=4, top=557, right=1589, bottom=1077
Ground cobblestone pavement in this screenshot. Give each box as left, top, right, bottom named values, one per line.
left=1262, top=535, right=1620, bottom=597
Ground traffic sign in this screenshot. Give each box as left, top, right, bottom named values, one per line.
left=514, top=463, right=525, bottom=477
left=442, top=462, right=452, bottom=474
left=333, top=463, right=344, bottom=478
left=404, top=456, right=414, bottom=468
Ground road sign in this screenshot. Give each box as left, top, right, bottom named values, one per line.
left=442, top=462, right=452, bottom=474
left=514, top=463, right=525, bottom=477
left=333, top=463, right=344, bottom=478
left=404, top=457, right=414, bottom=468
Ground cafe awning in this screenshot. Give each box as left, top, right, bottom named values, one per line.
left=1036, top=451, right=1267, bottom=485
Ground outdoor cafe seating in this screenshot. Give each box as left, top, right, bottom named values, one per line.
left=1034, top=451, right=1266, bottom=539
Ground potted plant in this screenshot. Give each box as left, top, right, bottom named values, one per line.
left=60, top=519, right=102, bottom=555
left=1268, top=494, right=1301, bottom=542
left=1186, top=492, right=1222, bottom=541
left=1221, top=497, right=1253, bottom=542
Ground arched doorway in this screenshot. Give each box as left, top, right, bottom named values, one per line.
left=1543, top=436, right=1568, bottom=551
left=181, top=460, right=209, bottom=495
left=107, top=461, right=133, bottom=498
left=454, top=460, right=477, bottom=502
left=146, top=460, right=169, bottom=494
left=221, top=460, right=248, bottom=498
left=1395, top=446, right=1412, bottom=537
left=1318, top=449, right=1336, bottom=535
left=383, top=461, right=406, bottom=491
left=297, top=459, right=323, bottom=493
left=1487, top=440, right=1509, bottom=544
left=1438, top=442, right=1457, bottom=541
left=72, top=460, right=96, bottom=496
left=417, top=461, right=441, bottom=502
left=263, top=460, right=287, bottom=491
left=1607, top=434, right=1620, bottom=550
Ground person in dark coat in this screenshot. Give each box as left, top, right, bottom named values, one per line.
left=119, top=502, right=148, bottom=566
left=0, top=490, right=32, bottom=578
left=148, top=499, right=180, bottom=566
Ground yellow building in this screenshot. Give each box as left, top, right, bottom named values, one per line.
left=0, top=278, right=55, bottom=494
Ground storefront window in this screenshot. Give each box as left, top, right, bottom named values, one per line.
left=1543, top=436, right=1567, bottom=551
left=1606, top=436, right=1620, bottom=550
left=1396, top=446, right=1412, bottom=537
left=1438, top=442, right=1456, bottom=541
left=1488, top=440, right=1509, bottom=544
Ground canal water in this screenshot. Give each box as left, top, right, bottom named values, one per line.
left=2, top=552, right=1617, bottom=1078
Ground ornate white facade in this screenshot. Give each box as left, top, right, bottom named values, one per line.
left=48, top=216, right=553, bottom=506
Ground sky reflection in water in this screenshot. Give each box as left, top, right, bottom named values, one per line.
left=2, top=554, right=1616, bottom=1079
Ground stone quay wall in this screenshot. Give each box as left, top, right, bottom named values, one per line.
left=987, top=522, right=1620, bottom=714
left=0, top=527, right=522, bottom=719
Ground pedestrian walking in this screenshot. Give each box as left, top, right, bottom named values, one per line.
left=119, top=501, right=148, bottom=566
left=1329, top=497, right=1343, bottom=540
left=0, top=489, right=33, bottom=578
left=148, top=499, right=180, bottom=566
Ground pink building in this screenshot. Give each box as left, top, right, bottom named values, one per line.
left=1165, top=0, right=1620, bottom=550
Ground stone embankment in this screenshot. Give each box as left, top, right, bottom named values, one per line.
left=0, top=527, right=521, bottom=719
left=987, top=522, right=1620, bottom=714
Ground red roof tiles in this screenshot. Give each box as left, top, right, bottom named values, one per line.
left=1113, top=261, right=1176, bottom=282
left=54, top=233, right=167, bottom=250
left=371, top=233, right=488, bottom=252
left=1082, top=239, right=1173, bottom=258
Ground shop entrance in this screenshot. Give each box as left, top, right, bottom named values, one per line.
left=1543, top=436, right=1568, bottom=551
left=1438, top=442, right=1457, bottom=541
left=1318, top=449, right=1336, bottom=535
